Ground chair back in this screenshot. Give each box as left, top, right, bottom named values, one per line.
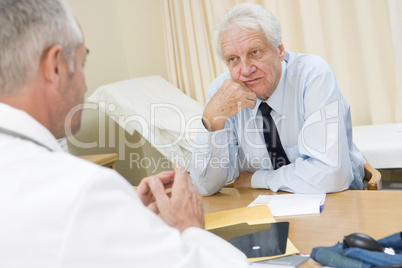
left=363, top=158, right=382, bottom=190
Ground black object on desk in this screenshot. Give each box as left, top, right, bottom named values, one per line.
left=209, top=222, right=289, bottom=258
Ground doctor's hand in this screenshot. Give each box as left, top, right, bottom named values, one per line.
left=148, top=163, right=205, bottom=233
left=137, top=170, right=175, bottom=214
left=203, top=78, right=256, bottom=132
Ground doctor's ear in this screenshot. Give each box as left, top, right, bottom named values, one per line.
left=40, top=44, right=64, bottom=85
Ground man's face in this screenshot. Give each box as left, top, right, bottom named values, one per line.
left=221, top=27, right=285, bottom=100
left=54, top=42, right=88, bottom=138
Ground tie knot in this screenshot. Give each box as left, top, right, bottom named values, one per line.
left=259, top=102, right=272, bottom=117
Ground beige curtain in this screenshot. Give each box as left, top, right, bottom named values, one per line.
left=161, top=0, right=402, bottom=126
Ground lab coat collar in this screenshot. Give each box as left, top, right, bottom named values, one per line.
left=0, top=103, right=63, bottom=152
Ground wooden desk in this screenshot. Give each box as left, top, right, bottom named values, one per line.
left=202, top=188, right=402, bottom=267
left=78, top=153, right=118, bottom=170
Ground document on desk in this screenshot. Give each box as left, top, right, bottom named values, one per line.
left=248, top=194, right=326, bottom=217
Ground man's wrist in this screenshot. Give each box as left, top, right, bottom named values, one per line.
left=202, top=117, right=226, bottom=132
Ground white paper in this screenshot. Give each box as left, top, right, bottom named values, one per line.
left=248, top=194, right=326, bottom=217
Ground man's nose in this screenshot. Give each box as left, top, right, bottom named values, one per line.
left=240, top=59, right=256, bottom=76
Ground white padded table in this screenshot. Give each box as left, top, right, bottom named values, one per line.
left=353, top=123, right=402, bottom=169
left=87, top=75, right=204, bottom=168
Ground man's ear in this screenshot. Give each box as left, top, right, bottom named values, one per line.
left=278, top=43, right=285, bottom=61
left=41, top=44, right=64, bottom=87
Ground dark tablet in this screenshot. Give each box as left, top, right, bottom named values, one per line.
left=209, top=222, right=289, bottom=258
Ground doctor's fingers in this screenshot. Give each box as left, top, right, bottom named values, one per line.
left=148, top=177, right=171, bottom=213
left=170, top=165, right=201, bottom=206
left=170, top=179, right=205, bottom=230
left=172, top=165, right=204, bottom=214
left=170, top=164, right=191, bottom=196
left=146, top=201, right=160, bottom=215
left=188, top=183, right=204, bottom=216
left=138, top=170, right=174, bottom=195
left=153, top=170, right=175, bottom=185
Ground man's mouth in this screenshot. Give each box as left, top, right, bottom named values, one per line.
left=244, top=78, right=261, bottom=85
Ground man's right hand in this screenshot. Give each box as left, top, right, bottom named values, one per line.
left=148, top=163, right=205, bottom=233
left=202, top=78, right=256, bottom=132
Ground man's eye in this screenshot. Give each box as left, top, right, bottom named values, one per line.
left=252, top=50, right=259, bottom=55
left=226, top=57, right=237, bottom=65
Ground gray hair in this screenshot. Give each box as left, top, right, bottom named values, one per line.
left=213, top=3, right=282, bottom=60
left=0, top=0, right=83, bottom=97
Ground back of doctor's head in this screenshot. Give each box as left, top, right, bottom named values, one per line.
left=0, top=0, right=83, bottom=97
left=213, top=3, right=282, bottom=60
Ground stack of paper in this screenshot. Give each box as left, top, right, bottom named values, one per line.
left=248, top=194, right=326, bottom=217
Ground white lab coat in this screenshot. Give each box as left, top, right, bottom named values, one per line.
left=0, top=103, right=249, bottom=268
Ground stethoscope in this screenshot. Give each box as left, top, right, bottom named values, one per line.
left=0, top=126, right=53, bottom=151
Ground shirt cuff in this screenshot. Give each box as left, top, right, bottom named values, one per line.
left=251, top=169, right=274, bottom=189
left=194, top=121, right=234, bottom=147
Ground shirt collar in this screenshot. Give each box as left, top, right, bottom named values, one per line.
left=251, top=51, right=289, bottom=116
left=0, top=103, right=63, bottom=152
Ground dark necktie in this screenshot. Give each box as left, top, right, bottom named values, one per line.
left=258, top=102, right=290, bottom=169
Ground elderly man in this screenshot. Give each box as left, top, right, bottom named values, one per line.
left=190, top=3, right=364, bottom=196
left=0, top=0, right=250, bottom=267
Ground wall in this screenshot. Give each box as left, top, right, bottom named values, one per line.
left=66, top=0, right=170, bottom=185
left=67, top=0, right=168, bottom=96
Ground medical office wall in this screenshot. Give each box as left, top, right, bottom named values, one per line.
left=66, top=0, right=170, bottom=184
left=66, top=0, right=168, bottom=96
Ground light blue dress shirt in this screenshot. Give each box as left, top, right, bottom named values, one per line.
left=190, top=51, right=364, bottom=196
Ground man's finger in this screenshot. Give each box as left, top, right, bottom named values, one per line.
left=245, top=91, right=257, bottom=101
left=232, top=79, right=252, bottom=92
left=244, top=98, right=257, bottom=110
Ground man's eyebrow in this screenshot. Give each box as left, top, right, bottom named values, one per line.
left=250, top=42, right=265, bottom=50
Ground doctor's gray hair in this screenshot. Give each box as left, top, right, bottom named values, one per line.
left=0, top=0, right=83, bottom=97
left=213, top=3, right=282, bottom=60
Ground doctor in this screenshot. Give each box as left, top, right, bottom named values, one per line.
left=0, top=0, right=249, bottom=267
